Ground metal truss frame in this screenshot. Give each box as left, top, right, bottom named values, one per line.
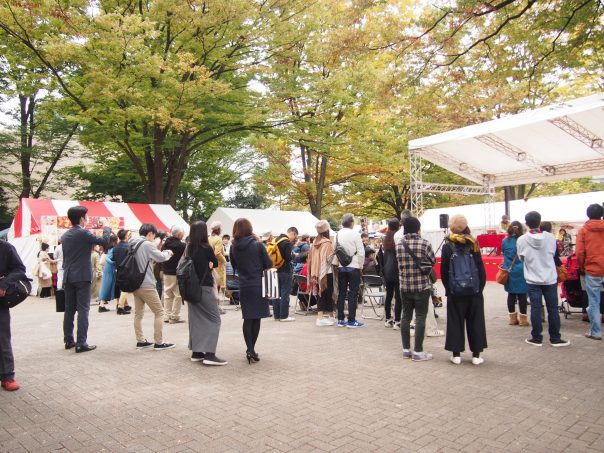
left=549, top=116, right=604, bottom=154
left=410, top=150, right=496, bottom=227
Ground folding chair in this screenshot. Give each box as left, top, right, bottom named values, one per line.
left=294, top=274, right=314, bottom=316
left=223, top=273, right=240, bottom=311
left=361, top=274, right=385, bottom=320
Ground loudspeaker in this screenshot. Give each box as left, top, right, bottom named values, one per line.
left=439, top=214, right=449, bottom=229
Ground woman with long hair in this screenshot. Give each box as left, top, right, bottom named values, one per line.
left=501, top=221, right=529, bottom=326
left=98, top=234, right=118, bottom=312
left=185, top=221, right=227, bottom=366
left=441, top=215, right=487, bottom=365
left=229, top=218, right=273, bottom=363
left=307, top=220, right=336, bottom=326
left=378, top=219, right=402, bottom=329
left=36, top=243, right=54, bottom=298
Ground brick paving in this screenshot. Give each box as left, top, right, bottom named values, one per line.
left=1, top=282, right=603, bottom=452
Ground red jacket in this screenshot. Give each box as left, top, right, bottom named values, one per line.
left=576, top=220, right=604, bottom=276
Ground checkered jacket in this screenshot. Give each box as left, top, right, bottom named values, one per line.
left=395, top=233, right=436, bottom=293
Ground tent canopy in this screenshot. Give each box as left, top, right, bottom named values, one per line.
left=207, top=207, right=330, bottom=237
left=8, top=198, right=189, bottom=239
left=420, top=191, right=604, bottom=232
left=409, top=93, right=604, bottom=187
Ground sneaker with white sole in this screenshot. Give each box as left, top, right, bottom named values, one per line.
left=190, top=352, right=205, bottom=362
left=136, top=340, right=153, bottom=350
left=525, top=338, right=543, bottom=346
left=450, top=356, right=461, bottom=365
left=550, top=339, right=570, bottom=347
left=154, top=342, right=175, bottom=350
left=412, top=351, right=433, bottom=362
left=337, top=320, right=347, bottom=327
left=316, top=318, right=334, bottom=327
left=385, top=319, right=394, bottom=328
left=202, top=355, right=228, bottom=366
left=471, top=357, right=484, bottom=365
left=392, top=322, right=400, bottom=331
left=402, top=349, right=412, bottom=359
left=279, top=317, right=296, bottom=322
left=347, top=320, right=365, bottom=328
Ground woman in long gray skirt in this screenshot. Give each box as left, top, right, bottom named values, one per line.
left=186, top=221, right=227, bottom=366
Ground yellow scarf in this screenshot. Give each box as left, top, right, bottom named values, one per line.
left=448, top=233, right=480, bottom=253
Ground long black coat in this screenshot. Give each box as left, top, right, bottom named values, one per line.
left=230, top=235, right=273, bottom=320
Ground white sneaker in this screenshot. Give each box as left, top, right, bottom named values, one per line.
left=472, top=357, right=484, bottom=365
left=385, top=319, right=394, bottom=328
left=279, top=317, right=296, bottom=322
left=450, top=356, right=461, bottom=365
left=392, top=322, right=400, bottom=331
left=316, top=318, right=334, bottom=327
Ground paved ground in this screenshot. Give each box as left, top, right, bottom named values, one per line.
left=1, top=282, right=603, bottom=453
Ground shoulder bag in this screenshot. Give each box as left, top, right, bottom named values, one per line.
left=496, top=256, right=517, bottom=285
left=401, top=239, right=437, bottom=284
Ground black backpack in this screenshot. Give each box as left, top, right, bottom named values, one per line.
left=335, top=234, right=356, bottom=267
left=116, top=240, right=148, bottom=293
left=448, top=243, right=480, bottom=296
left=0, top=272, right=32, bottom=309
left=176, top=250, right=209, bottom=304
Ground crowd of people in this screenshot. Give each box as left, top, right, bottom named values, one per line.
left=0, top=203, right=603, bottom=391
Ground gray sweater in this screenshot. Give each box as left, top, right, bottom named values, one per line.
left=131, top=237, right=171, bottom=289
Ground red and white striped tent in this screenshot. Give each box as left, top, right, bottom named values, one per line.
left=8, top=198, right=188, bottom=286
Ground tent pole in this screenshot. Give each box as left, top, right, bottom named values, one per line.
left=410, top=150, right=424, bottom=218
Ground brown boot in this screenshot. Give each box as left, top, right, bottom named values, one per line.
left=518, top=313, right=530, bottom=326
left=508, top=312, right=519, bottom=325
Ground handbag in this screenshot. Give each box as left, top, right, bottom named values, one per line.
left=401, top=239, right=437, bottom=284
left=496, top=256, right=517, bottom=285
left=257, top=242, right=279, bottom=299
left=556, top=265, right=568, bottom=283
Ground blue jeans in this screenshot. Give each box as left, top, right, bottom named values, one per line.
left=63, top=281, right=92, bottom=347
left=527, top=283, right=561, bottom=343
left=585, top=273, right=603, bottom=338
left=274, top=272, right=293, bottom=320
left=337, top=269, right=361, bottom=322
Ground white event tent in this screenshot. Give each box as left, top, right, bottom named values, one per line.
left=408, top=93, right=604, bottom=188
left=207, top=207, right=330, bottom=237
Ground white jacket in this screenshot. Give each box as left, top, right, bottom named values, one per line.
left=335, top=228, right=365, bottom=269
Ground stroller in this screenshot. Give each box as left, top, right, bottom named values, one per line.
left=559, top=253, right=586, bottom=319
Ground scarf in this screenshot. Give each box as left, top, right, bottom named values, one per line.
left=448, top=233, right=480, bottom=253
left=308, top=236, right=335, bottom=294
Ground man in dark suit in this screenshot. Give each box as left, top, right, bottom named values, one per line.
left=61, top=206, right=110, bottom=353
left=0, top=240, right=27, bottom=391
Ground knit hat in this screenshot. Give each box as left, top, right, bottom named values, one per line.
left=448, top=214, right=468, bottom=234
left=315, top=220, right=330, bottom=234
left=403, top=217, right=421, bottom=234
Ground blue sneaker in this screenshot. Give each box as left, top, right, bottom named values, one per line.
left=347, top=320, right=365, bottom=329
left=337, top=320, right=347, bottom=327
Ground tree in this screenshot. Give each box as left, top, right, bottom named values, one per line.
left=0, top=0, right=297, bottom=205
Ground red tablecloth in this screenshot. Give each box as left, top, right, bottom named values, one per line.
left=435, top=256, right=567, bottom=282
left=477, top=233, right=506, bottom=255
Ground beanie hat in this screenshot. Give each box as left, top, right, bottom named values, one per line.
left=403, top=217, right=421, bottom=234
left=315, top=220, right=330, bottom=234
left=449, top=214, right=468, bottom=234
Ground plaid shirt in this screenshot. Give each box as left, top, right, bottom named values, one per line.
left=395, top=233, right=436, bottom=293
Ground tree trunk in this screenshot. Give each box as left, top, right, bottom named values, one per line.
left=19, top=94, right=35, bottom=199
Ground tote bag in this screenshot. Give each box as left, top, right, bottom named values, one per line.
left=262, top=268, right=280, bottom=299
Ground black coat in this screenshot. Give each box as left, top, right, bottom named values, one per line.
left=440, top=241, right=486, bottom=299
left=378, top=247, right=399, bottom=283
left=0, top=241, right=26, bottom=291
left=161, top=236, right=186, bottom=275
left=230, top=235, right=273, bottom=319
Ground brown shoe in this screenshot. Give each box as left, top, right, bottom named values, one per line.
left=518, top=314, right=530, bottom=326
left=508, top=312, right=519, bottom=325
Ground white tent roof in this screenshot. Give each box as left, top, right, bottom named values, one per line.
left=409, top=93, right=604, bottom=187
left=420, top=191, right=604, bottom=232
left=207, top=207, right=330, bottom=237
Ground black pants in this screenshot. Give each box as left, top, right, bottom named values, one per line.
left=337, top=269, right=360, bottom=322
left=385, top=281, right=402, bottom=322
left=63, top=281, right=92, bottom=347
left=40, top=287, right=52, bottom=298
left=401, top=290, right=430, bottom=352
left=317, top=274, right=334, bottom=313
left=242, top=319, right=261, bottom=353
left=0, top=307, right=14, bottom=381
left=445, top=294, right=488, bottom=354
left=507, top=293, right=527, bottom=314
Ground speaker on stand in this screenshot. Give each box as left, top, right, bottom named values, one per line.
left=439, top=214, right=449, bottom=230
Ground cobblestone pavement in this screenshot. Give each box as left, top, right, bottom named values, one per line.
left=1, top=282, right=603, bottom=453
